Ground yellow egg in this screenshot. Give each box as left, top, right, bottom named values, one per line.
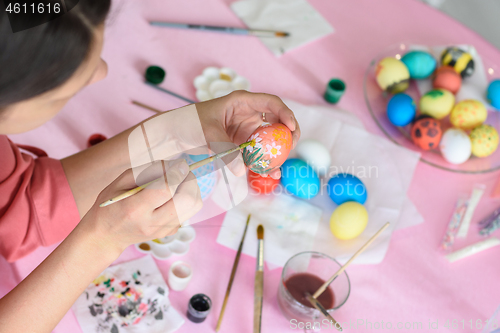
left=470, top=125, right=499, bottom=157
left=450, top=100, right=487, bottom=130
left=419, top=89, right=455, bottom=119
left=329, top=202, right=368, bottom=240
left=375, top=57, right=410, bottom=93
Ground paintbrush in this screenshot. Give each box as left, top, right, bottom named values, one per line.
left=132, top=100, right=163, bottom=113
left=150, top=21, right=289, bottom=38
left=312, top=222, right=390, bottom=299
left=304, top=293, right=342, bottom=332
left=99, top=141, right=252, bottom=207
left=145, top=81, right=196, bottom=104
left=253, top=225, right=264, bottom=333
left=215, top=214, right=252, bottom=332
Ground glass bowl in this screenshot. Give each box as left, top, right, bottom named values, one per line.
left=363, top=42, right=500, bottom=174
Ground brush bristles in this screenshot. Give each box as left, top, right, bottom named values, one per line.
left=275, top=31, right=289, bottom=37
left=257, top=224, right=264, bottom=239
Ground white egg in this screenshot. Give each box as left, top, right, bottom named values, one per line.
left=439, top=128, right=472, bottom=164
left=295, top=139, right=331, bottom=176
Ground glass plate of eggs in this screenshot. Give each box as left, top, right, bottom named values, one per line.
left=363, top=42, right=500, bottom=173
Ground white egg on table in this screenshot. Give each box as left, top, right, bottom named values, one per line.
left=439, top=128, right=472, bottom=164
left=295, top=139, right=331, bottom=176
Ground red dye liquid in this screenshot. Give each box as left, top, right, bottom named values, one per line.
left=285, top=273, right=335, bottom=309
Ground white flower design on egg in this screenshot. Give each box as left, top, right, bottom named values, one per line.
left=194, top=67, right=251, bottom=102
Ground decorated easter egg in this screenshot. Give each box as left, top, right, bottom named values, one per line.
left=419, top=89, right=455, bottom=119
left=433, top=66, right=462, bottom=94
left=327, top=174, right=367, bottom=205
left=242, top=123, right=292, bottom=175
left=441, top=47, right=475, bottom=78
left=186, top=154, right=217, bottom=200
left=401, top=50, right=437, bottom=79
left=247, top=170, right=280, bottom=194
left=295, top=139, right=331, bottom=176
left=470, top=125, right=499, bottom=157
left=375, top=57, right=410, bottom=93
left=386, top=93, right=416, bottom=126
left=410, top=116, right=442, bottom=150
left=280, top=158, right=320, bottom=199
left=487, top=79, right=500, bottom=110
left=440, top=128, right=472, bottom=164
left=450, top=99, right=487, bottom=130
left=329, top=202, right=369, bottom=240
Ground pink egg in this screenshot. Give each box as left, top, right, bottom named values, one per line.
left=242, top=123, right=292, bottom=174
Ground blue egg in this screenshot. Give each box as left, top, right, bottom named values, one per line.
left=327, top=174, right=367, bottom=205
left=387, top=93, right=416, bottom=126
left=401, top=51, right=437, bottom=79
left=186, top=154, right=217, bottom=200
left=487, top=79, right=500, bottom=110
left=280, top=158, right=320, bottom=199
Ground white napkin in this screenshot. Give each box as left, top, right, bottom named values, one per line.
left=215, top=99, right=423, bottom=267
left=413, top=44, right=491, bottom=107
left=231, top=0, right=334, bottom=56
left=217, top=194, right=322, bottom=268
left=73, top=256, right=184, bottom=333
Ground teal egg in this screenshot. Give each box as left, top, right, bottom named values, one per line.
left=401, top=51, right=437, bottom=79
left=280, top=158, right=320, bottom=199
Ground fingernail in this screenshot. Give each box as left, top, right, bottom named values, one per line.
left=290, top=114, right=296, bottom=131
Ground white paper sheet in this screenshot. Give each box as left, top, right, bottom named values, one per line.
left=214, top=100, right=423, bottom=267
left=231, top=0, right=334, bottom=56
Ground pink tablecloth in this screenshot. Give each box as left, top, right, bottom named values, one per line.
left=5, top=0, right=500, bottom=332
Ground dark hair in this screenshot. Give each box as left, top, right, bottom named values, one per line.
left=0, top=0, right=111, bottom=109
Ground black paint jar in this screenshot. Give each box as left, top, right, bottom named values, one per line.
left=187, top=293, right=212, bottom=323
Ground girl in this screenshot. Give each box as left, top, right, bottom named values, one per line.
left=0, top=1, right=300, bottom=332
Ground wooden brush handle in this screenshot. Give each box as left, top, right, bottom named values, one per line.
left=253, top=271, right=263, bottom=333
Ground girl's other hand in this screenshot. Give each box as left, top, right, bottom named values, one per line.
left=196, top=91, right=301, bottom=180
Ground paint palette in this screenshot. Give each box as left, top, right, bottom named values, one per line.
left=135, top=226, right=196, bottom=260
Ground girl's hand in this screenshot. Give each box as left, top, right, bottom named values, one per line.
left=196, top=91, right=301, bottom=179
left=78, top=159, right=202, bottom=256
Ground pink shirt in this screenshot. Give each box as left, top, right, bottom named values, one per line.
left=0, top=135, right=80, bottom=262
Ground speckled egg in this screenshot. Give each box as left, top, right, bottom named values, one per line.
left=411, top=116, right=442, bottom=150
left=280, top=158, right=320, bottom=199
left=329, top=202, right=369, bottom=240
left=295, top=139, right=331, bottom=176
left=450, top=99, right=487, bottom=130
left=375, top=57, right=410, bottom=93
left=433, top=66, right=462, bottom=94
left=487, top=80, right=500, bottom=110
left=470, top=125, right=499, bottom=157
left=419, top=89, right=455, bottom=119
left=387, top=93, right=416, bottom=126
left=441, top=47, right=475, bottom=78
left=401, top=50, right=437, bottom=79
left=242, top=123, right=292, bottom=175
left=440, top=128, right=472, bottom=164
